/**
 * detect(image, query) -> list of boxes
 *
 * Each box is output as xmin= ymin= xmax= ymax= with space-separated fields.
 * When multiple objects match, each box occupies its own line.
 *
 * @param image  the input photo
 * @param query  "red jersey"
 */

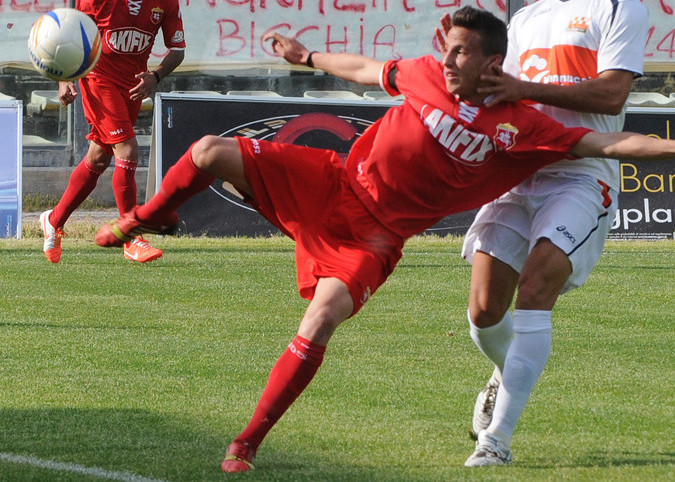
xmin=77 ymin=0 xmax=185 ymax=90
xmin=345 ymin=56 xmax=591 ymax=239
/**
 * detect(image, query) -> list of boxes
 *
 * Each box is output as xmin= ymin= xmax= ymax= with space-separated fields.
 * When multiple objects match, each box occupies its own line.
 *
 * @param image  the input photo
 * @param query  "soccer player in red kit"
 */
xmin=40 ymin=0 xmax=185 ymax=263
xmin=95 ymin=7 xmax=675 ymax=472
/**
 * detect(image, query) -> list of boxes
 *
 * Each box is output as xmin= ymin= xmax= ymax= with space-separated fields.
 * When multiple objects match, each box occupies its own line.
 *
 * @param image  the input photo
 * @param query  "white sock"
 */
xmin=468 ymin=309 xmax=514 ymax=374
xmin=487 ymin=309 xmax=552 ymax=447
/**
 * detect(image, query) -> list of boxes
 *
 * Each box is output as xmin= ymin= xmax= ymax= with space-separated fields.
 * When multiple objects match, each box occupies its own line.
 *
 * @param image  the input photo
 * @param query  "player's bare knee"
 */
xmin=299 ymin=309 xmax=344 ymax=343
xmin=86 ymin=154 xmax=112 ymax=172
xmin=192 ymin=136 xmax=231 ymax=171
xmin=515 ymin=279 xmax=560 ymax=310
xmin=470 ymin=304 xmax=508 ymax=328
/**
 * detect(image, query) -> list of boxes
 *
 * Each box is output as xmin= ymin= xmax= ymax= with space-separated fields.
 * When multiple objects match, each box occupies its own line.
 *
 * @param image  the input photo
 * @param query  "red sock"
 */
xmin=136 ymin=143 xmax=214 ymax=224
xmin=112 ymin=158 xmax=138 ymax=216
xmin=234 ymin=335 xmax=326 ymax=450
xmin=50 ymin=158 xmax=104 ymax=228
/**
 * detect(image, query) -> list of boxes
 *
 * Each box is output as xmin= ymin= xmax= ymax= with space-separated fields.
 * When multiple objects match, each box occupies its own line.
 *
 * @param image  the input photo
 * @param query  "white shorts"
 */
xmin=461 ymin=172 xmax=618 ymax=293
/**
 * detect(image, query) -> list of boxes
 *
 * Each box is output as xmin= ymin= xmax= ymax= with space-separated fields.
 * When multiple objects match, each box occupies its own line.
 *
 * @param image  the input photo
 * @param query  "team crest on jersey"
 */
xmin=494 ymin=123 xmax=518 ymax=151
xmin=151 ymin=7 xmax=164 ymax=24
xmin=567 ymin=16 xmax=590 ymax=33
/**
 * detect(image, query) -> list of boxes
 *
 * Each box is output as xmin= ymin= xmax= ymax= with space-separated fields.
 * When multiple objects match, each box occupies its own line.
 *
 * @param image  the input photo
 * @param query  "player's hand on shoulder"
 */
xmin=478 ymin=64 xmax=525 ymax=107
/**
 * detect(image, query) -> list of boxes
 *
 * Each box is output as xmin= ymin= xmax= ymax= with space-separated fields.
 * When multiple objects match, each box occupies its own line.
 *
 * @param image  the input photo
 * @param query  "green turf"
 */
xmin=0 ymin=236 xmax=672 ymax=481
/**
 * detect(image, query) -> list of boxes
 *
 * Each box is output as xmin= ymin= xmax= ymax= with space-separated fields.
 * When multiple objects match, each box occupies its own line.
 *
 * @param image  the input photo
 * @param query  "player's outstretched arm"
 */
xmin=264 ymin=32 xmax=383 ymax=86
xmin=571 ymin=131 xmax=675 ymax=161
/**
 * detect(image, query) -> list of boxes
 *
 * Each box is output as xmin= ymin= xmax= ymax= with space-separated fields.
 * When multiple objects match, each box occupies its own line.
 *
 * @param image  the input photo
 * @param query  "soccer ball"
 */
xmin=27 ymin=8 xmax=102 ymax=81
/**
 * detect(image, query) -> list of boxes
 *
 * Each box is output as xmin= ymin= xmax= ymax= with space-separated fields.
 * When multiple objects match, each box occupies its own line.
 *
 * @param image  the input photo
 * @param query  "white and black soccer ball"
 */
xmin=27 ymin=8 xmax=102 ymax=82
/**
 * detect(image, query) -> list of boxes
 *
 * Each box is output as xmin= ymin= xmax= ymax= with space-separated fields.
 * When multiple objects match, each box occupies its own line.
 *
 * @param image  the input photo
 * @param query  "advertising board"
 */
xmin=0 ymin=100 xmax=22 ymax=238
xmin=610 ymin=108 xmax=674 ymax=240
xmin=154 ymin=94 xmax=674 ymax=239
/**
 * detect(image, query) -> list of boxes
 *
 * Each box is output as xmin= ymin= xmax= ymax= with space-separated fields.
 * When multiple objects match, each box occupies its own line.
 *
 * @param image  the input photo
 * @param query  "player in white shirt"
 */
xmin=439 ymin=0 xmax=650 ymax=466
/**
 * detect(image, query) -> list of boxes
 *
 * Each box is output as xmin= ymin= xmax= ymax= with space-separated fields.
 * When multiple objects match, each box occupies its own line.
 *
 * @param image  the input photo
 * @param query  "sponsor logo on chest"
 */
xmin=421 ymin=105 xmax=493 ymax=165
xmin=567 ymin=16 xmax=590 ymax=33
xmin=106 ymin=28 xmax=153 ymax=54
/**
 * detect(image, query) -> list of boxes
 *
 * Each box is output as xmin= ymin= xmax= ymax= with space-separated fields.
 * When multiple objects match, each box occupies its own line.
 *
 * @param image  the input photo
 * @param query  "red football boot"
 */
xmin=221 ymin=441 xmax=256 ymax=473
xmin=96 ymin=206 xmax=178 ymax=248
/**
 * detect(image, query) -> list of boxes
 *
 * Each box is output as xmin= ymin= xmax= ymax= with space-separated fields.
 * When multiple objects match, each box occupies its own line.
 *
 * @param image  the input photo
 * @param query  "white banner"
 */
xmin=1 ymin=0 xmax=674 ymax=70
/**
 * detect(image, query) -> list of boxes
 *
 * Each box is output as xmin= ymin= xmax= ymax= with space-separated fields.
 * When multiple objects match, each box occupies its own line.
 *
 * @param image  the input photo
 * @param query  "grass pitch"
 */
xmin=0 ymin=235 xmax=672 ymax=481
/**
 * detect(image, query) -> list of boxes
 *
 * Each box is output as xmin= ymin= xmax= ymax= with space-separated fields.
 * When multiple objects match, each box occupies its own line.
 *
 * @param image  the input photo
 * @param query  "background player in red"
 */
xmin=95 ymin=7 xmax=675 ymax=472
xmin=39 ymin=0 xmax=186 ymax=263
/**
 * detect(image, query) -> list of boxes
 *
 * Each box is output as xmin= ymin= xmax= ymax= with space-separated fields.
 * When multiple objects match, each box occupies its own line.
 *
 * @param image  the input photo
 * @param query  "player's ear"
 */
xmin=484 ymin=55 xmax=503 ymax=74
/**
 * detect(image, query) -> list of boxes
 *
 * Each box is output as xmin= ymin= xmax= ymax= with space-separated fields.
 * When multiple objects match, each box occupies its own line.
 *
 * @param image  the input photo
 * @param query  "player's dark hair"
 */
xmin=452 ymin=6 xmax=507 ymax=58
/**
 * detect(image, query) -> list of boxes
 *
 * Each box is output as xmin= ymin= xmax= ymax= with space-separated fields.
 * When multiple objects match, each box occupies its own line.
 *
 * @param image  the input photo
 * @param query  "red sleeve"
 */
xmin=161 ymin=0 xmax=186 ymax=49
xmin=380 ymin=60 xmax=399 ymax=96
xmin=76 ymin=0 xmax=103 ymax=20
xmin=508 ymin=105 xmax=592 ymax=160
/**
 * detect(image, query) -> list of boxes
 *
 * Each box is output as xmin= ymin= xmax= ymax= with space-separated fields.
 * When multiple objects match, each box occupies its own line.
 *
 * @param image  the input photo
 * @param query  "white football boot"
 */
xmin=464 ymin=430 xmax=512 ymax=467
xmin=471 ymin=369 xmax=501 ymax=439
xmin=40 ymin=209 xmax=65 ymax=263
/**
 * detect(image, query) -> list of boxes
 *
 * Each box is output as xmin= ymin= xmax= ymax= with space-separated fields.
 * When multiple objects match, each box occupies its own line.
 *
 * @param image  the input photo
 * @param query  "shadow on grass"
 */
xmin=0 ymin=408 xmax=393 ymax=482
xmin=520 ymin=450 xmax=675 ymax=470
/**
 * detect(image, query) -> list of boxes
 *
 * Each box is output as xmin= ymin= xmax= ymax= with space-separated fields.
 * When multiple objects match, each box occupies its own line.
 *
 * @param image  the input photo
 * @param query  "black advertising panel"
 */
xmin=156 ymin=95 xmax=674 ymax=239
xmin=610 ymin=108 xmax=675 ymax=240
xmin=157 ymin=94 xmax=477 ymax=237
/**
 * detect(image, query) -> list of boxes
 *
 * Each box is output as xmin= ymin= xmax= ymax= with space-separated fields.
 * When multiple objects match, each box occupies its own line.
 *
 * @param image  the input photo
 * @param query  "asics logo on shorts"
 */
xmin=556 ymin=225 xmax=577 ymax=244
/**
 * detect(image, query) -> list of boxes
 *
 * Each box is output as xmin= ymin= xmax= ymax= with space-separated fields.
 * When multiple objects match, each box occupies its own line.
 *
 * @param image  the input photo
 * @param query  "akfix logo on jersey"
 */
xmin=421 ymin=105 xmax=493 ymax=165
xmin=106 ymin=28 xmax=153 ymax=54
xmin=567 ymin=16 xmax=590 ymax=33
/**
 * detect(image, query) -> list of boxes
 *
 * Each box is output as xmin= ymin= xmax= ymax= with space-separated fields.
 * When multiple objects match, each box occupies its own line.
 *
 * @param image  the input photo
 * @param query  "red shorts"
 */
xmin=237 ymin=137 xmax=404 ymax=315
xmin=79 ymin=75 xmax=141 ymax=150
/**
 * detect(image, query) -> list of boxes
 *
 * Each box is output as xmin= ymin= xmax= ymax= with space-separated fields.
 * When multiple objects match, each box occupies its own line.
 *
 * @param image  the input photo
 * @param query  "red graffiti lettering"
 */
xmin=660 ymin=0 xmax=673 ymax=15
xmin=373 ymin=24 xmax=399 ymax=59
xmin=217 ymin=19 xmax=246 ymax=56
xmin=326 ymin=25 xmax=349 ymax=52
xmin=655 ymin=28 xmax=675 ymax=58
xmin=436 ymin=0 xmax=460 ymax=7
xmin=645 ymin=26 xmax=656 ymax=57
xmin=334 ymin=0 xmax=365 ymax=12
xmin=7 ymin=0 xmax=60 ymax=12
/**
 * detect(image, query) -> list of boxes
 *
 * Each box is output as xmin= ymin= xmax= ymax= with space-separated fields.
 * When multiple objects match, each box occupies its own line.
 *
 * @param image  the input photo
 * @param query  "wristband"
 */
xmin=151 ymin=71 xmax=161 ymax=83
xmin=306 ymin=51 xmax=318 ymax=68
